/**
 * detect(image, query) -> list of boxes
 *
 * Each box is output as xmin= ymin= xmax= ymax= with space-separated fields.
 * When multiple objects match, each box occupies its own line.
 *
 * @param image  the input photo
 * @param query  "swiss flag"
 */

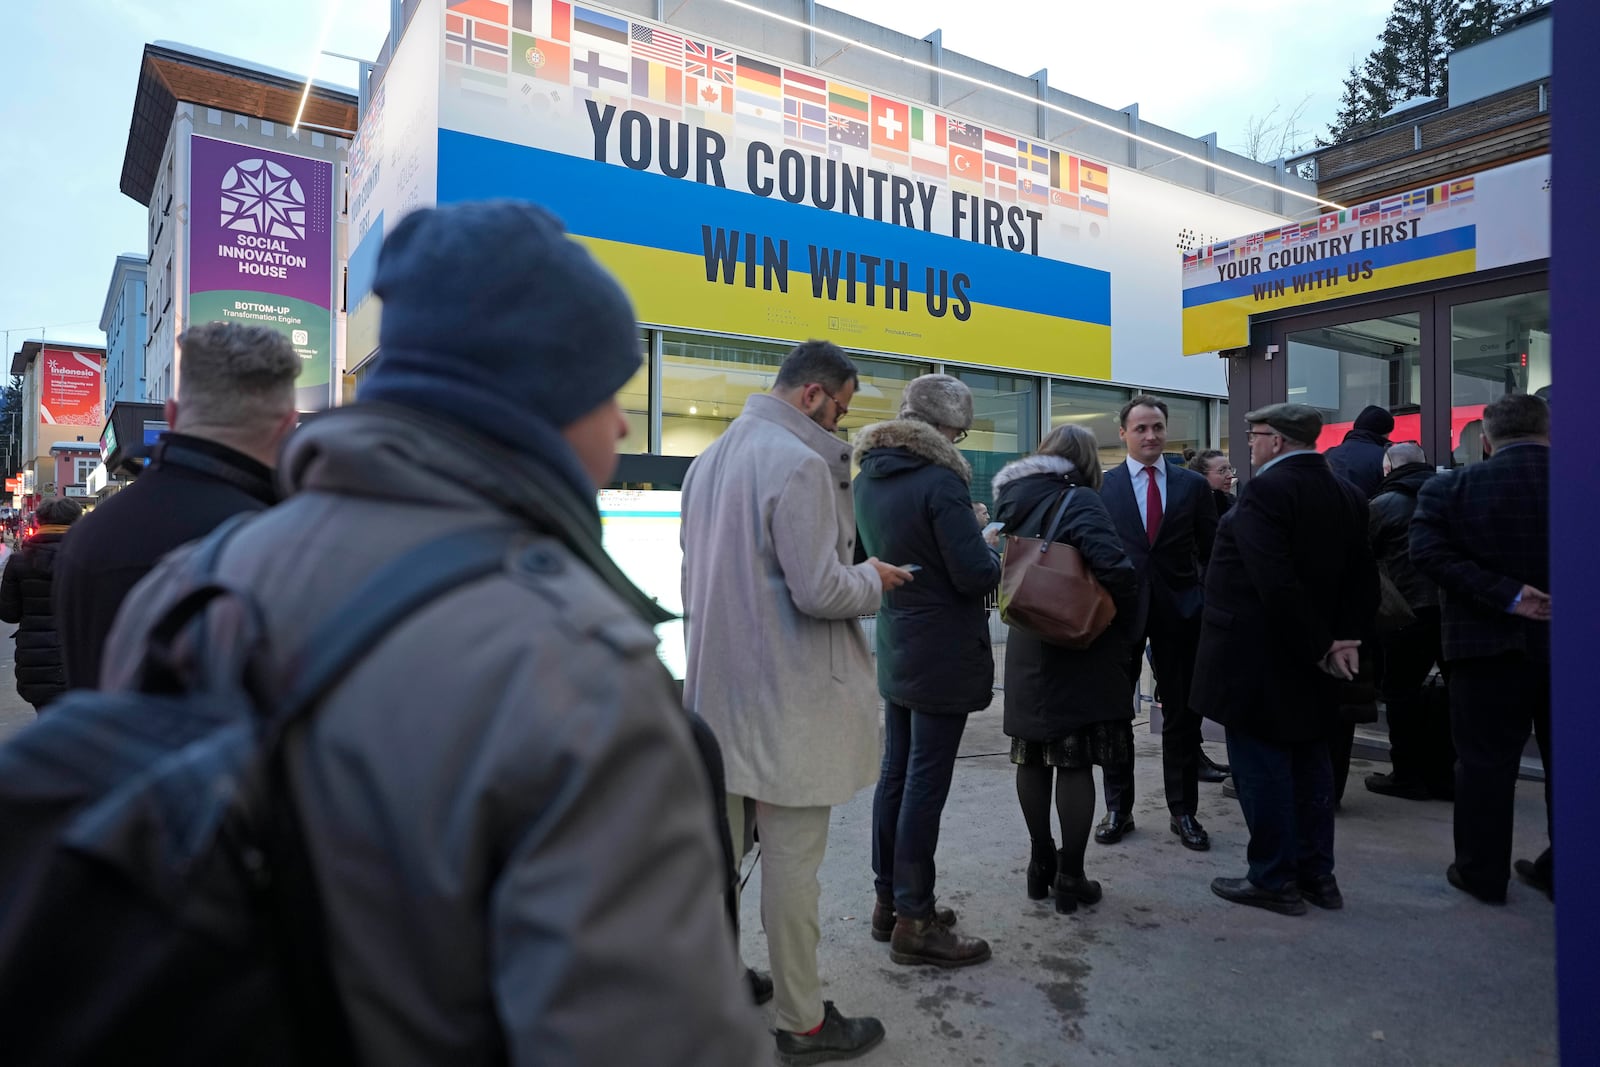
xmin=870 ymin=95 xmax=909 ymax=154
xmin=1318 ymin=214 xmax=1338 ymax=234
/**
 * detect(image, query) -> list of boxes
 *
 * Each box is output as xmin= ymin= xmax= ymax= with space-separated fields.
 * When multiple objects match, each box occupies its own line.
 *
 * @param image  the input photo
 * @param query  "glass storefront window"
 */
xmin=839 ymin=356 xmax=935 ymax=448
xmin=619 ymin=333 xmax=650 ymax=453
xmin=952 ymin=368 xmax=1039 ymax=508
xmin=1287 ymin=313 xmax=1423 ymax=451
xmin=659 ymin=333 xmax=931 ymax=457
xmin=1162 ymin=395 xmax=1208 ymax=460
xmin=1049 ymin=380 xmax=1129 ymax=471
xmin=1218 ymin=399 xmax=1230 ymax=460
xmin=1449 ymin=290 xmax=1550 ymax=465
xmin=659 ymin=333 xmax=792 ymax=456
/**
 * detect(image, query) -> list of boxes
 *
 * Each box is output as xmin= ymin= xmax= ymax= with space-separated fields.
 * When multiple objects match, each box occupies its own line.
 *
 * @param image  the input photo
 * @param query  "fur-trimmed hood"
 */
xmin=991 ymin=453 xmax=1081 ymax=497
xmin=854 ymin=418 xmax=972 ymax=484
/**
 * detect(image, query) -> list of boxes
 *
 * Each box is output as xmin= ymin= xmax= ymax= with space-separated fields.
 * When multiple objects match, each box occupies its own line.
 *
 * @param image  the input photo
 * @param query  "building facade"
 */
xmin=119 ymin=42 xmax=357 ymax=414
xmin=7 ymin=340 xmax=107 ymax=511
xmin=100 ymin=254 xmax=150 ymax=410
xmin=1188 ymin=4 xmax=1551 ymax=473
xmin=347 ymin=0 xmax=1326 ymax=500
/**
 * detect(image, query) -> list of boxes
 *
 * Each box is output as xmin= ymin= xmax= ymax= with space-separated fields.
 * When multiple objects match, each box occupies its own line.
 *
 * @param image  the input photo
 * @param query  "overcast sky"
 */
xmin=0 ymin=0 xmax=1394 ymax=351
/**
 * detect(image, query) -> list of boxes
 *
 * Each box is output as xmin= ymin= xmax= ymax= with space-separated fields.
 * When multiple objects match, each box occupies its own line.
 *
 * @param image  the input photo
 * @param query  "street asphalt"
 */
xmin=0 ymin=638 xmax=1557 ymax=1065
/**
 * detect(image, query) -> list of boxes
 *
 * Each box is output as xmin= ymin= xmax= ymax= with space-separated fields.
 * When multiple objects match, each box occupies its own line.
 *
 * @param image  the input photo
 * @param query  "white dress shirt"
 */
xmin=1124 ymin=455 xmax=1167 ymax=537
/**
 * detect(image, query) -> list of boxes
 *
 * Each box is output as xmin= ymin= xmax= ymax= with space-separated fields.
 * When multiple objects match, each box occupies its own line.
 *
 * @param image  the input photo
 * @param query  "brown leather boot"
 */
xmin=870 ymin=896 xmax=957 ymax=942
xmin=888 ymin=916 xmax=991 ymax=968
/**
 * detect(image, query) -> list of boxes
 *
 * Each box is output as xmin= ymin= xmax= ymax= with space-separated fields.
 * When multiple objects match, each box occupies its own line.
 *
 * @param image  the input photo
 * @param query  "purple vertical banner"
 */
xmin=187 ymin=134 xmax=336 ymax=410
xmin=1553 ymin=1 xmax=1600 ymax=1058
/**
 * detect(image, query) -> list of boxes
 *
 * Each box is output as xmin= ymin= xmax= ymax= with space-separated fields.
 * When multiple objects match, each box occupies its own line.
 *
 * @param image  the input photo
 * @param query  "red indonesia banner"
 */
xmin=38 ymin=348 xmax=104 ymax=427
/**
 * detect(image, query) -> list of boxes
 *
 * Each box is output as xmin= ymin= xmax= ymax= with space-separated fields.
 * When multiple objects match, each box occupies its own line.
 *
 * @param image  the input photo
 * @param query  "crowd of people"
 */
xmin=0 ymin=198 xmax=1555 ymax=1064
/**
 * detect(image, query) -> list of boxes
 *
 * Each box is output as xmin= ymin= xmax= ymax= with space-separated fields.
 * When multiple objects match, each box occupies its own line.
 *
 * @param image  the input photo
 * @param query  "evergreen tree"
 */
xmin=1323 ymin=0 xmax=1541 ymax=145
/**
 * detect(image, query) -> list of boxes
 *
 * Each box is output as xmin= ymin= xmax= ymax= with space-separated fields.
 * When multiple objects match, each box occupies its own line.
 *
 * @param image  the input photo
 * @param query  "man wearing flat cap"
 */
xmin=97 ymin=200 xmax=769 ymax=1063
xmin=1192 ymin=403 xmax=1378 ymax=916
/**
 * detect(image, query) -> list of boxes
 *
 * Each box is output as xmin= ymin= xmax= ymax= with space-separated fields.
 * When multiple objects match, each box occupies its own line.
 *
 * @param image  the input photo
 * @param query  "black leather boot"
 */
xmin=1026 ymin=839 xmax=1058 ymax=900
xmin=1053 ymin=848 xmax=1102 ymax=913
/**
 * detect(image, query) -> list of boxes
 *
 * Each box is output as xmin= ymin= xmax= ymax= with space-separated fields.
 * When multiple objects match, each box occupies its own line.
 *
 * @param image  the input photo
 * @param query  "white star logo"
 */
xmin=219 ymin=158 xmax=308 ymax=240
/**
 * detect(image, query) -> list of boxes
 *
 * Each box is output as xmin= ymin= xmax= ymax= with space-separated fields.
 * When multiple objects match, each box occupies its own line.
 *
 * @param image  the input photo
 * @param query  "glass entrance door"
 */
xmin=1286 ymin=312 xmax=1425 ymax=453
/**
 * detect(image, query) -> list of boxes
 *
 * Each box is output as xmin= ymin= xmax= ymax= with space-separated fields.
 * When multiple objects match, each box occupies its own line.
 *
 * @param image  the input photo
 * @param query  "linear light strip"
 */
xmin=710 ymin=0 xmax=1345 ymax=213
xmin=293 ymin=0 xmax=346 ymax=131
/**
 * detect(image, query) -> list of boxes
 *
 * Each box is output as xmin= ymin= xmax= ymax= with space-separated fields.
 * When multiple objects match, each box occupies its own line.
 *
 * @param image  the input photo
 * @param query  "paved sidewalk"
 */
xmin=736 ymin=667 xmax=1557 ymax=1067
xmin=0 ymin=639 xmax=1555 ymax=1064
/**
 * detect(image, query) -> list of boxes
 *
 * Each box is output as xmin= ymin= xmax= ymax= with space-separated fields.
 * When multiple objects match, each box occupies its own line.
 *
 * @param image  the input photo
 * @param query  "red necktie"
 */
xmin=1144 ymin=465 xmax=1163 ymax=545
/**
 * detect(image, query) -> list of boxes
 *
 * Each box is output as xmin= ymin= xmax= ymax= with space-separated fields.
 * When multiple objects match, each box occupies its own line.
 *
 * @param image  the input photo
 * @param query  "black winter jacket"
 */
xmin=53 ymin=433 xmax=278 ymax=691
xmin=1324 ymin=429 xmax=1389 ymax=497
xmin=1368 ymin=462 xmax=1439 ymax=611
xmin=0 ymin=529 xmax=70 ymax=708
xmin=992 ymin=456 xmax=1138 ymax=742
xmin=854 ymin=419 xmax=1001 ymax=715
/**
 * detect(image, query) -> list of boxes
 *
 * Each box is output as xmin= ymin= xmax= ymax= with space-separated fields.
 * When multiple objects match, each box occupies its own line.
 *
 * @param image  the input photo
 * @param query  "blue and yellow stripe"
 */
xmin=437 ymin=128 xmax=1112 ymax=378
xmin=1181 ymin=226 xmax=1477 ymax=354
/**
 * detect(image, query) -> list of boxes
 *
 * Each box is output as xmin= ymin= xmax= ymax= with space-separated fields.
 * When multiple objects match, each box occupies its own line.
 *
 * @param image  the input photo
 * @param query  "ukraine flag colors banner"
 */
xmin=434 ymin=0 xmax=1116 ymax=373
xmin=1181 ymin=157 xmax=1549 ymax=355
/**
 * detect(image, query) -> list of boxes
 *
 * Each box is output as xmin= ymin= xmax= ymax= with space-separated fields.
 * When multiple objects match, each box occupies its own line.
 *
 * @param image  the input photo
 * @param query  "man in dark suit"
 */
xmin=1095 ymin=395 xmax=1220 ymax=851
xmin=1195 ymin=404 xmax=1377 ymax=915
xmin=1410 ymin=393 xmax=1552 ymax=904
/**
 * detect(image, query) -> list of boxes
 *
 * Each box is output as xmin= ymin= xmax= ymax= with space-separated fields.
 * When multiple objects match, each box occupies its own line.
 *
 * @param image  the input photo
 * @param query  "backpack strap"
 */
xmin=257 ymin=523 xmax=521 ymax=1060
xmin=273 ymin=524 xmax=521 ymax=727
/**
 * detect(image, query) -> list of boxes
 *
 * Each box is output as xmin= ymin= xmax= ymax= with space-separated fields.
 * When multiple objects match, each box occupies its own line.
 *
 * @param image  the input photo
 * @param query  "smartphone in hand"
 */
xmin=900 ymin=563 xmax=922 ymax=572
xmin=982 ymin=522 xmax=1004 ymax=537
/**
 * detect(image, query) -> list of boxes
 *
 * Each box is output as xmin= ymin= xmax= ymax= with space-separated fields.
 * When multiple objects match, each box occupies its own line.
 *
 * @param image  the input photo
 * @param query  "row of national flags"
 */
xmin=444 ymin=0 xmax=1111 ymax=215
xmin=1183 ymin=176 xmax=1475 ymax=271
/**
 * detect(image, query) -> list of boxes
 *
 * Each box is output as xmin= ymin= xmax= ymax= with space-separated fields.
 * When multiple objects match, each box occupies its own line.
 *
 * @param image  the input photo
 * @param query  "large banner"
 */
xmin=434 ymin=0 xmax=1115 ymax=377
xmin=38 ymin=347 xmax=104 ymax=427
xmin=1181 ymin=155 xmax=1550 ymax=354
xmin=188 ymin=135 xmax=337 ymax=410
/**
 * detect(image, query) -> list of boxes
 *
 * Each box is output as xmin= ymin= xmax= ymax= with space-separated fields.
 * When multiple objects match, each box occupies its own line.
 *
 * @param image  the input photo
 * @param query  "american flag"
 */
xmin=631 ymin=24 xmax=683 ymax=65
xmin=685 ymin=39 xmax=733 ymax=83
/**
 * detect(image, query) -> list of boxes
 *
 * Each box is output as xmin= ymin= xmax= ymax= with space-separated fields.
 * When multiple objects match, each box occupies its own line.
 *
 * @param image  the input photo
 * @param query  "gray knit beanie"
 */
xmin=899 ymin=374 xmax=974 ymax=431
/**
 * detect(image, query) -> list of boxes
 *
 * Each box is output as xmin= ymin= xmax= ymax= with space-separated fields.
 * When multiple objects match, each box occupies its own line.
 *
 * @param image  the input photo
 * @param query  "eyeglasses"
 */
xmin=819 ymin=387 xmax=850 ymax=420
xmin=952 ymin=429 xmax=969 ymax=444
xmin=1244 ymin=430 xmax=1281 ymax=440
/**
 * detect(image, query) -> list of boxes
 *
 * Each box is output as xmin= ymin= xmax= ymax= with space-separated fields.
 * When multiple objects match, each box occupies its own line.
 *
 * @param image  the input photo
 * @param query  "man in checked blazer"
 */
xmin=1411 ymin=393 xmax=1553 ymax=905
xmin=1095 ymin=395 xmax=1220 ymax=851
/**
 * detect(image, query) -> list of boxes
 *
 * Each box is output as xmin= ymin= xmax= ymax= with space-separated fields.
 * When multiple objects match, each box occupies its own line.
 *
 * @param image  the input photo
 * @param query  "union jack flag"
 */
xmin=685 ymin=39 xmax=733 ymax=83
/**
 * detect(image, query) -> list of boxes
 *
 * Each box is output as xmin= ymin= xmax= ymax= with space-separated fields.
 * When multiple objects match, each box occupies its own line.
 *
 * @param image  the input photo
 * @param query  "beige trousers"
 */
xmin=727 ymin=793 xmax=833 ymax=1033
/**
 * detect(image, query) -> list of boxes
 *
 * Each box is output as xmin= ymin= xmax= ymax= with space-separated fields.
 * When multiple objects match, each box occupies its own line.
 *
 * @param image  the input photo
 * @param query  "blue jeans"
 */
xmin=872 ymin=701 xmax=968 ymax=919
xmin=1225 ymin=729 xmax=1336 ymax=891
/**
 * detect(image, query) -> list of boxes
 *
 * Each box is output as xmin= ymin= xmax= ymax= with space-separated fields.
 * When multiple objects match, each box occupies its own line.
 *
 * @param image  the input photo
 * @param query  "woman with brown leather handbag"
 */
xmin=992 ymin=426 xmax=1138 ymax=915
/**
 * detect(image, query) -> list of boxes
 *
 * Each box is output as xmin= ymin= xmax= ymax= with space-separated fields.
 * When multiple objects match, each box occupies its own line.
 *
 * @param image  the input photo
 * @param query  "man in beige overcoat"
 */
xmin=681 ymin=340 xmax=913 ymax=1066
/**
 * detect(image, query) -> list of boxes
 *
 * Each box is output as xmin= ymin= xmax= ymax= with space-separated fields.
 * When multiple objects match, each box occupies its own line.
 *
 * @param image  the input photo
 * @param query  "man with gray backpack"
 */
xmin=0 ymin=201 xmax=765 ymax=1064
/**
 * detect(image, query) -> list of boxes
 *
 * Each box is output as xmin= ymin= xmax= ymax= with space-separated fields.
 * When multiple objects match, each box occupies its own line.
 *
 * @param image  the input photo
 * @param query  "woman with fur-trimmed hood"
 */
xmin=853 ymin=373 xmax=1000 ymax=969
xmin=992 ymin=425 xmax=1138 ymax=916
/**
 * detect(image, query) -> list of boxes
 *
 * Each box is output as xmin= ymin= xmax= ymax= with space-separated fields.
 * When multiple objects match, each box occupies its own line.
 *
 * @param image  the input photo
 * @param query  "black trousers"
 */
xmin=1225 ymin=729 xmax=1336 ymax=891
xmin=1449 ymin=653 xmax=1553 ymax=895
xmin=1379 ymin=608 xmax=1454 ymax=793
xmin=1103 ymin=616 xmax=1201 ymax=817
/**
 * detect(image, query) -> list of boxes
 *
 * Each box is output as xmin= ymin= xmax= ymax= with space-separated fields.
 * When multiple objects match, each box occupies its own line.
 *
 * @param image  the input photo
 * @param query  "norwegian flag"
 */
xmin=684 ymin=39 xmax=733 ymax=83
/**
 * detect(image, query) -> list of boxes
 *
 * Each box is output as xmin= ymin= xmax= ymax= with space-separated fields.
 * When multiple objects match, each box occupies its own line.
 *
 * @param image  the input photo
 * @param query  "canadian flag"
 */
xmin=687 ymin=74 xmax=733 ymax=113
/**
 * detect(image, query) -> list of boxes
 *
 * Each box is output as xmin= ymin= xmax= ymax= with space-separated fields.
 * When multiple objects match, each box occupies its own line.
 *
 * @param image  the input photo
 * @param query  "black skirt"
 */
xmin=1009 ymin=720 xmax=1134 ymax=771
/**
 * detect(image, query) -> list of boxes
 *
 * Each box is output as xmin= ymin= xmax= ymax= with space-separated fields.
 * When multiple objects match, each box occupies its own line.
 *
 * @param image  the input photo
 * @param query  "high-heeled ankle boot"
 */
xmin=1053 ymin=849 xmax=1103 ymax=913
xmin=1026 ymin=840 xmax=1058 ymax=900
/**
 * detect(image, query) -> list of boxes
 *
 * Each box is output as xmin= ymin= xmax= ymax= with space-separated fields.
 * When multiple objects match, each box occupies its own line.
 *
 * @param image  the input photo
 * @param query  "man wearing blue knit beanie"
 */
xmin=97 ymin=200 xmax=768 ymax=1064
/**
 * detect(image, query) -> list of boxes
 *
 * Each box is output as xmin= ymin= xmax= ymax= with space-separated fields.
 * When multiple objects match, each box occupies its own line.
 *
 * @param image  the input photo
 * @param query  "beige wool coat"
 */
xmin=680 ymin=393 xmax=883 ymax=809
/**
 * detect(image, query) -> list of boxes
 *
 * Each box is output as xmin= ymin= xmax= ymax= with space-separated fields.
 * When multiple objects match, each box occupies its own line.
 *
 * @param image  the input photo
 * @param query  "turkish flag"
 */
xmin=950 ymin=145 xmax=981 ymax=180
xmin=870 ymin=95 xmax=909 ymax=154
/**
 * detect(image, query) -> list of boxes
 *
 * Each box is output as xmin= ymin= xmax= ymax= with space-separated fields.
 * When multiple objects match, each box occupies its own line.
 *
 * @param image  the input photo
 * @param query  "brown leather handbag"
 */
xmin=998 ymin=489 xmax=1117 ymax=650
